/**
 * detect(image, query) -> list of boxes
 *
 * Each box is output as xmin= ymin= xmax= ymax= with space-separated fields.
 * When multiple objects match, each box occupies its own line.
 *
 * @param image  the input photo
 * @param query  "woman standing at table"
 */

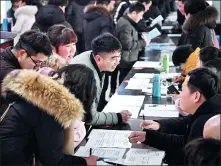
xmin=178 ymin=0 xmax=219 ymax=49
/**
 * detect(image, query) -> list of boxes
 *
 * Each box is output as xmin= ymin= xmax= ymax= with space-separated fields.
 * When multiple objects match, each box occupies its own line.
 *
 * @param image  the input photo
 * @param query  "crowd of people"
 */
xmin=0 ymin=0 xmax=220 ymax=165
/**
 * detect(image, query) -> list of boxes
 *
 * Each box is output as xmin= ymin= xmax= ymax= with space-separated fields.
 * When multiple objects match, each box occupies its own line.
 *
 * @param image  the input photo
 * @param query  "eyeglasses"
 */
xmin=27 ymin=53 xmax=47 ymax=70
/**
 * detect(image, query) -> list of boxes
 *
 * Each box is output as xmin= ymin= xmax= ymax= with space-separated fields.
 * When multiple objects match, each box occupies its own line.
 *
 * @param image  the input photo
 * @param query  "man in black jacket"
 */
xmin=0 ymin=30 xmax=52 ymax=113
xmin=129 ymin=68 xmax=221 ymax=165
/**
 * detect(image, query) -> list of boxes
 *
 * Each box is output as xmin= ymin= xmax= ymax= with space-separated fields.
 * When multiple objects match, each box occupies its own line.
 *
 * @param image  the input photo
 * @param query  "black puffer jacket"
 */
xmin=83 ymin=5 xmax=114 ymax=51
xmin=0 ymin=70 xmax=86 ymax=165
xmin=32 ymin=5 xmax=72 ymax=32
xmin=178 ymin=6 xmax=217 ymax=49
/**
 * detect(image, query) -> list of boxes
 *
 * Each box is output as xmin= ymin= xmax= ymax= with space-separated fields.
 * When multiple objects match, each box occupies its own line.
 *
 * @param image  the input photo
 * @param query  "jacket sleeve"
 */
xmin=154 ymin=116 xmax=191 ymax=134
xmin=34 ymin=113 xmax=87 ymax=165
xmin=11 ymin=15 xmax=26 ymax=33
xmin=143 ymin=129 xmax=185 ymax=152
xmin=118 ymin=24 xmax=146 ymax=51
xmin=89 ymin=101 xmax=122 ymax=126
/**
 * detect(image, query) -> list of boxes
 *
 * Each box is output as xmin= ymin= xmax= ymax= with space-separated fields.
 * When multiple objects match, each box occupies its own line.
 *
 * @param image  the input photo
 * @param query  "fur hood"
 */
xmin=84 ymin=5 xmax=110 ymax=18
xmin=182 ymin=6 xmax=218 ymax=33
xmin=14 ymin=5 xmax=38 ymax=18
xmin=2 ymin=70 xmax=84 ymax=129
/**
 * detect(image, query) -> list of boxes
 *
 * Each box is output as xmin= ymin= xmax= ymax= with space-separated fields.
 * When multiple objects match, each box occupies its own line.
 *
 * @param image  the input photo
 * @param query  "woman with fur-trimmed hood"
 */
xmin=178 ymin=0 xmax=219 ymax=49
xmin=0 ymin=69 xmax=97 ymax=165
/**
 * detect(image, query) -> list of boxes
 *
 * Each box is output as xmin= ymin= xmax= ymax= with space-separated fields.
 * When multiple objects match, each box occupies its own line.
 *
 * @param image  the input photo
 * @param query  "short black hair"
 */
xmin=172 ymin=45 xmax=194 ymax=66
xmin=199 ymin=47 xmax=221 ymax=65
xmin=96 ymin=0 xmax=111 ymax=6
xmin=15 ymin=30 xmax=52 ymax=57
xmin=138 ymin=0 xmax=152 ymax=4
xmin=185 ymin=138 xmax=221 ymax=166
xmin=187 ymin=68 xmax=219 ymax=100
xmin=178 ymin=0 xmax=187 ymax=3
xmin=203 ymin=59 xmax=221 ymax=94
xmin=129 ymin=2 xmax=145 ymax=13
xmin=91 ymin=32 xmax=122 ymax=55
xmin=48 ymin=0 xmax=68 ymax=6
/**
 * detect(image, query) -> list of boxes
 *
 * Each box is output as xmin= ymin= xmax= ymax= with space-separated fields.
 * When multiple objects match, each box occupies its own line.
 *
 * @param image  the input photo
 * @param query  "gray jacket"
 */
xmin=116 ymin=16 xmax=146 ymax=68
xmin=70 ymin=51 xmax=121 ymax=125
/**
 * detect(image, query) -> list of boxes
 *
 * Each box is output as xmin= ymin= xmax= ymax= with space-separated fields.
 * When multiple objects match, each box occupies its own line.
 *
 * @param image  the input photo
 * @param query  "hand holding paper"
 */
xmin=142 ymin=28 xmax=161 ymax=41
xmin=140 ymin=120 xmax=160 ymax=130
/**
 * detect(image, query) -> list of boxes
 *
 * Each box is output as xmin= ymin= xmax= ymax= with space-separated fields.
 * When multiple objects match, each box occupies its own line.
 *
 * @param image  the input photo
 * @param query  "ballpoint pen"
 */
xmin=89 ymin=148 xmax=92 ymax=156
xmin=143 ymin=113 xmax=145 ymax=121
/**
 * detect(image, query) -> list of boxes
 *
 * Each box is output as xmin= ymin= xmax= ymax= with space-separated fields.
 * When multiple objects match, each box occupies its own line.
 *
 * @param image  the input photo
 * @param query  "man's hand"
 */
xmin=140 ymin=120 xmax=160 ymax=130
xmin=120 ymin=110 xmax=132 ymax=124
xmin=128 ymin=131 xmax=146 ymax=143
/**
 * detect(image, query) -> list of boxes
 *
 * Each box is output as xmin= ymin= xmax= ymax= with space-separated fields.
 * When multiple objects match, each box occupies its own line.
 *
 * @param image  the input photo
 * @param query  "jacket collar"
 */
xmin=90 ymin=52 xmax=104 ymax=81
xmin=2 ymin=47 xmax=21 ymax=70
xmin=193 ymin=94 xmax=221 ymax=117
xmin=2 ymin=70 xmax=84 ymax=128
xmin=124 ymin=15 xmax=137 ymax=29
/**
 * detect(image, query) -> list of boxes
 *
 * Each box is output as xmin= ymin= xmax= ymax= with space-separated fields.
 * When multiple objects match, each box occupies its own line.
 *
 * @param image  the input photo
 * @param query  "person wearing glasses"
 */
xmin=0 ymin=30 xmax=52 ymax=113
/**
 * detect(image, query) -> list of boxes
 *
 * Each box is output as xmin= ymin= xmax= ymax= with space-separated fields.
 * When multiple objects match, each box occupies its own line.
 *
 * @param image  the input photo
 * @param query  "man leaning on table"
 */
xmin=128 ymin=68 xmax=221 ymax=165
xmin=71 ymin=33 xmax=131 ymax=126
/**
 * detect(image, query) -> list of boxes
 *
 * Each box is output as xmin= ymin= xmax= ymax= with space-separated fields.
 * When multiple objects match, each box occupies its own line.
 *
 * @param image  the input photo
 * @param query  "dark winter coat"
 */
xmin=31 ymin=5 xmax=72 ymax=32
xmin=116 ymin=15 xmax=146 ymax=68
xmin=66 ymin=0 xmax=90 ymax=33
xmin=83 ymin=5 xmax=114 ymax=51
xmin=144 ymin=94 xmax=221 ymax=165
xmin=0 ymin=70 xmax=86 ymax=165
xmin=178 ymin=6 xmax=217 ymax=49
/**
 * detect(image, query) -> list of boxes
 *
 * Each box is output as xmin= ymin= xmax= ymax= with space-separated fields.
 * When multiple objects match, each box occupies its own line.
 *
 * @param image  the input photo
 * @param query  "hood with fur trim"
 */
xmin=14 ymin=5 xmax=38 ymax=18
xmin=84 ymin=5 xmax=111 ymax=21
xmin=2 ymin=70 xmax=84 ymax=129
xmin=182 ymin=6 xmax=218 ymax=33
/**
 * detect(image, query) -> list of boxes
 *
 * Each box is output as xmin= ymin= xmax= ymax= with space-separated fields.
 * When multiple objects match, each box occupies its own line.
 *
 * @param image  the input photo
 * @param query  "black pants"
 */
xmin=119 ymin=68 xmax=131 ymax=84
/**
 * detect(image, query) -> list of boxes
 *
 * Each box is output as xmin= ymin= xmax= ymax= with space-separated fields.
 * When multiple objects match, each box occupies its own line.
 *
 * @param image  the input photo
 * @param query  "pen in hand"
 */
xmin=143 ymin=113 xmax=145 ymax=121
xmin=89 ymin=148 xmax=92 ymax=156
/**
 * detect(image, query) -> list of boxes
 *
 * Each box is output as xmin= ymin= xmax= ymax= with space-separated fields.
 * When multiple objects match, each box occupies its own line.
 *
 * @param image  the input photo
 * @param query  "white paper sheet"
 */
xmin=133 ymin=73 xmax=154 ymax=79
xmin=124 ymin=149 xmax=165 ymax=165
xmin=125 ymin=78 xmax=150 ymax=90
xmin=133 ymin=61 xmax=160 ymax=68
xmin=142 ymin=28 xmax=161 ymax=40
xmin=75 ymin=147 xmax=126 ymax=159
xmin=97 ymin=160 xmax=112 ymax=165
xmin=85 ymin=136 xmax=132 ymax=148
xmin=142 ymin=87 xmax=167 ymax=95
xmin=88 ymin=129 xmax=132 ymax=139
xmin=105 ymin=149 xmax=165 ymax=165
xmin=103 ymin=105 xmax=141 ymax=119
xmin=161 ymin=26 xmax=173 ymax=30
xmin=140 ymin=109 xmax=179 ymax=117
xmin=108 ymin=95 xmax=145 ymax=107
xmin=150 ymin=15 xmax=164 ymax=27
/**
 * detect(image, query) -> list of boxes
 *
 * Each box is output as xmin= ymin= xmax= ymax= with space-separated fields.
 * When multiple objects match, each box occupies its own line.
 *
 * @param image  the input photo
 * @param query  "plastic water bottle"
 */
xmin=152 ymin=74 xmax=161 ymax=97
xmin=163 ymin=54 xmax=169 ymax=73
xmin=2 ymin=18 xmax=8 ymax=31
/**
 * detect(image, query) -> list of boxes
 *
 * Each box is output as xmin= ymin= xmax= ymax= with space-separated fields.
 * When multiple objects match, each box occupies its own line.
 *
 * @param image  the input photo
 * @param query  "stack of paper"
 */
xmin=102 ymin=95 xmax=145 ymax=119
xmin=133 ymin=61 xmax=160 ymax=68
xmin=140 ymin=104 xmax=179 ymax=117
xmin=125 ymin=78 xmax=150 ymax=90
xmin=85 ymin=129 xmax=132 ymax=148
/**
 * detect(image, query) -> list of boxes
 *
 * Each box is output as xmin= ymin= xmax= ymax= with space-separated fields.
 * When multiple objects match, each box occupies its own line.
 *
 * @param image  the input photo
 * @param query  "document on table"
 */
xmin=103 ymin=105 xmax=141 ymax=119
xmin=86 ymin=130 xmax=132 ymax=148
xmin=75 ymin=147 xmax=126 ymax=159
xmin=133 ymin=61 xmax=160 ymax=68
xmin=105 ymin=149 xmax=165 ymax=165
xmin=142 ymin=28 xmax=161 ymax=40
xmin=150 ymin=15 xmax=164 ymax=27
xmin=125 ymin=78 xmax=150 ymax=90
xmin=140 ymin=104 xmax=179 ymax=117
xmin=142 ymin=87 xmax=168 ymax=95
xmin=108 ymin=95 xmax=145 ymax=107
xmin=133 ymin=73 xmax=154 ymax=79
